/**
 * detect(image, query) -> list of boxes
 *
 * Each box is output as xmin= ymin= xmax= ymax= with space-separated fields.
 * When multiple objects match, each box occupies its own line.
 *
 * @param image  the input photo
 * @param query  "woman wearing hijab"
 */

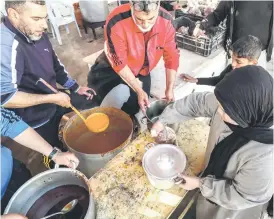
xmin=152 ymin=65 xmax=273 ymax=219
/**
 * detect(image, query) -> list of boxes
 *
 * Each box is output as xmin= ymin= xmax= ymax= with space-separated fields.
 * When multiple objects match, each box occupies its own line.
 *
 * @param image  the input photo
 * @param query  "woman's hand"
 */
xmin=178 ymin=174 xmax=201 ymax=190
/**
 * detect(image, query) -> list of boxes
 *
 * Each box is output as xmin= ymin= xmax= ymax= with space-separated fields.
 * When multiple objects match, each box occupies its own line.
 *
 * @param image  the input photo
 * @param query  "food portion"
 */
xmin=85 ymin=112 xmax=110 ymax=133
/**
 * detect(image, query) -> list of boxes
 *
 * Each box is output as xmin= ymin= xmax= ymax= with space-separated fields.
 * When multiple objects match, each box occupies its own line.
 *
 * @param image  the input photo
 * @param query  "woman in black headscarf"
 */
xmin=152 ymin=65 xmax=273 ymax=219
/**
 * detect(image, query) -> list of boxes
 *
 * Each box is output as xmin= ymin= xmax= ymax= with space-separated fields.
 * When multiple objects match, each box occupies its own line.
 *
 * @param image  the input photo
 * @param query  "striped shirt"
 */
xmin=1 ymin=17 xmax=79 ymax=127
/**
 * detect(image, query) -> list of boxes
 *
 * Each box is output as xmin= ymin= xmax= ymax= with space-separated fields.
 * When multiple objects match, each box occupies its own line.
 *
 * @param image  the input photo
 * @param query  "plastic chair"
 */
xmin=46 ymin=0 xmax=82 ymax=45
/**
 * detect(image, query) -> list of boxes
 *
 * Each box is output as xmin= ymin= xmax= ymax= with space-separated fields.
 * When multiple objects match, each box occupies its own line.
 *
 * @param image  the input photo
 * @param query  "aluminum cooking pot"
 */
xmin=141 ymin=100 xmax=170 ymax=127
xmin=141 ymin=100 xmax=179 ymax=132
xmin=63 ymin=107 xmax=133 ymax=178
xmin=142 ymin=143 xmax=187 ymax=190
xmin=4 ymin=166 xmax=96 ymax=219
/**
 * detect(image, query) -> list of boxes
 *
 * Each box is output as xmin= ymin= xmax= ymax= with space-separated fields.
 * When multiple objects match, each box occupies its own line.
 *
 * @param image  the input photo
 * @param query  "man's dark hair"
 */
xmin=5 ymin=0 xmax=45 ymax=12
xmin=231 ymin=35 xmax=263 ymax=60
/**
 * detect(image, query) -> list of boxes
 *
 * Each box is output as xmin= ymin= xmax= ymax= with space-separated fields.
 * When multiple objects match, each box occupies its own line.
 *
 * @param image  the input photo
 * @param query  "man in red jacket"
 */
xmin=88 ymin=0 xmax=179 ymax=116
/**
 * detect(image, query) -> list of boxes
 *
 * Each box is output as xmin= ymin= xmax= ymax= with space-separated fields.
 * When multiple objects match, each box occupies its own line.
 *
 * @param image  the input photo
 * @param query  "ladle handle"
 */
xmin=70 ymin=105 xmax=86 ymax=122
xmin=38 ymin=78 xmax=86 ymax=123
xmin=40 ymin=212 xmax=64 ymax=219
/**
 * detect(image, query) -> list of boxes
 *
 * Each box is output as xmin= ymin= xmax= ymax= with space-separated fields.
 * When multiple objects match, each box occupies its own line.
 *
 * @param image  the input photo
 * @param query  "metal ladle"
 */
xmin=37 ymin=78 xmax=109 ymax=133
xmin=40 ymin=199 xmax=78 ymax=219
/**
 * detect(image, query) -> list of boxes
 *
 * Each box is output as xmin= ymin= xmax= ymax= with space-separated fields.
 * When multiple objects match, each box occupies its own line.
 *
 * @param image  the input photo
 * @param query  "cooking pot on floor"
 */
xmin=4 ymin=166 xmax=95 ymax=219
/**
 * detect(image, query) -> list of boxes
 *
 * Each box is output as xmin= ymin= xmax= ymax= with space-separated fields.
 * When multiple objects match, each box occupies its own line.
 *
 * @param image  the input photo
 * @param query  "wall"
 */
xmin=1 ymin=0 xmax=6 ymax=16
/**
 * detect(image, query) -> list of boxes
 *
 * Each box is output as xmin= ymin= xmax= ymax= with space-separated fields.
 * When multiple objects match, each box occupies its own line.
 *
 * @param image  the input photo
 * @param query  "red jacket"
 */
xmin=104 ymin=4 xmax=180 ymax=76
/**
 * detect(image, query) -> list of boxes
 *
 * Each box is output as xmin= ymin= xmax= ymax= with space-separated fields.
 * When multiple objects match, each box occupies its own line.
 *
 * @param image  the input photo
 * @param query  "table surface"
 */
xmin=88 ymin=119 xmax=210 ymax=219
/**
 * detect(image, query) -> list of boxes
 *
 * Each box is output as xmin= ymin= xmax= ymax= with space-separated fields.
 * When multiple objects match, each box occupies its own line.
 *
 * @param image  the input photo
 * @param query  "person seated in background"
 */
xmin=151 ymin=65 xmax=273 ymax=219
xmin=88 ymin=0 xmax=179 ymax=117
xmin=1 ymin=0 xmax=95 ymax=154
xmin=181 ymin=35 xmax=263 ymax=86
xmin=1 ymin=108 xmax=79 ymax=216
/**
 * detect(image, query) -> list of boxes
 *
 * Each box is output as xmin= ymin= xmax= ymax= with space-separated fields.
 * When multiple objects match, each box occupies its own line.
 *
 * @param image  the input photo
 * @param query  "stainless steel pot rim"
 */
xmin=142 ymin=144 xmax=186 ymax=180
xmin=4 ymin=168 xmax=92 ymax=214
xmin=144 ymin=100 xmax=170 ymax=121
xmin=143 ymin=161 xmax=181 ymax=180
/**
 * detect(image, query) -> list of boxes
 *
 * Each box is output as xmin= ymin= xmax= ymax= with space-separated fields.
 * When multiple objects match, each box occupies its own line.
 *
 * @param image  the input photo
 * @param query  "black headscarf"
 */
xmin=202 ymin=65 xmax=273 ymax=179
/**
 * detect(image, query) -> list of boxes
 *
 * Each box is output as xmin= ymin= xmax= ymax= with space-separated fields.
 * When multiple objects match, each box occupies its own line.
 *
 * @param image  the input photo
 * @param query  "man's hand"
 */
xmin=77 ymin=86 xmax=97 ymax=100
xmin=180 ymin=74 xmax=198 ymax=83
xmin=2 ymin=214 xmax=28 ymax=219
xmin=165 ymin=88 xmax=175 ymax=103
xmin=178 ymin=174 xmax=200 ymax=190
xmin=51 ymin=92 xmax=71 ymax=108
xmin=52 ymin=151 xmax=79 ymax=169
xmin=151 ymin=121 xmax=165 ymax=137
xmin=137 ymin=90 xmax=149 ymax=113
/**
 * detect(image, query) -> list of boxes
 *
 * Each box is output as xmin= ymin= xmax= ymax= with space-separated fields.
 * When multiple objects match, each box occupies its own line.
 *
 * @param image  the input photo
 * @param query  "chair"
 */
xmin=46 ymin=0 xmax=82 ymax=45
xmin=79 ymin=1 xmax=109 ymax=40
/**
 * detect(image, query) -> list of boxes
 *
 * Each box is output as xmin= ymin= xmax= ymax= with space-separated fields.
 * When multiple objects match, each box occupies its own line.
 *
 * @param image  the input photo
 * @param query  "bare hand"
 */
xmin=151 ymin=120 xmax=165 ymax=137
xmin=193 ymin=27 xmax=206 ymax=38
xmin=52 ymin=151 xmax=79 ymax=169
xmin=2 ymin=214 xmax=28 ymax=219
xmin=51 ymin=92 xmax=71 ymax=108
xmin=180 ymin=74 xmax=198 ymax=83
xmin=137 ymin=90 xmax=150 ymax=113
xmin=173 ymin=4 xmax=181 ymax=10
xmin=165 ymin=89 xmax=175 ymax=103
xmin=77 ymin=86 xmax=96 ymax=100
xmin=178 ymin=174 xmax=200 ymax=190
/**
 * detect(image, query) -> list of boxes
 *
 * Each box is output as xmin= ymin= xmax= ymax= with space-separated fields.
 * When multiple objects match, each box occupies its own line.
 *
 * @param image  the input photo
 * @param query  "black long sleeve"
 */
xmin=197 ymin=64 xmax=232 ymax=86
xmin=200 ymin=1 xmax=231 ymax=30
xmin=160 ymin=1 xmax=176 ymax=11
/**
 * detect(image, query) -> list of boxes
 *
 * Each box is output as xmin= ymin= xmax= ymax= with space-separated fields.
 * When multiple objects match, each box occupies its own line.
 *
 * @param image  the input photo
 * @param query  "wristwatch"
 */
xmin=48 ymin=147 xmax=60 ymax=160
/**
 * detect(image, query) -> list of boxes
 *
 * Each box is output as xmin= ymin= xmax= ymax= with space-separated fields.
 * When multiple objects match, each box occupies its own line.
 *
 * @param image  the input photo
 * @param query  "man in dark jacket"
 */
xmin=1 ymin=1 xmax=95 ymax=150
xmin=196 ymin=1 xmax=273 ymax=66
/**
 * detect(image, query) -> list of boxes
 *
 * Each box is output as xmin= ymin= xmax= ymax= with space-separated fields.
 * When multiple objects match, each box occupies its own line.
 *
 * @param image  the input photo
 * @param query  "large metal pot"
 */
xmin=4 ymin=167 xmax=95 ymax=219
xmin=141 ymin=100 xmax=179 ymax=132
xmin=63 ymin=107 xmax=133 ymax=178
xmin=142 ymin=143 xmax=187 ymax=190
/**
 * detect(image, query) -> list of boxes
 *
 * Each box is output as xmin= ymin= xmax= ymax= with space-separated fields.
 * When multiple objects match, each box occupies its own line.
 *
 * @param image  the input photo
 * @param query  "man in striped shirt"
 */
xmin=1 ymin=1 xmax=95 ymax=150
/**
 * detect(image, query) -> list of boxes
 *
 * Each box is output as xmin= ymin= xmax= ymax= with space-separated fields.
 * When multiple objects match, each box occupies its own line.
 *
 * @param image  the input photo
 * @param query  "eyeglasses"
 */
xmin=131 ymin=0 xmax=160 ymax=12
